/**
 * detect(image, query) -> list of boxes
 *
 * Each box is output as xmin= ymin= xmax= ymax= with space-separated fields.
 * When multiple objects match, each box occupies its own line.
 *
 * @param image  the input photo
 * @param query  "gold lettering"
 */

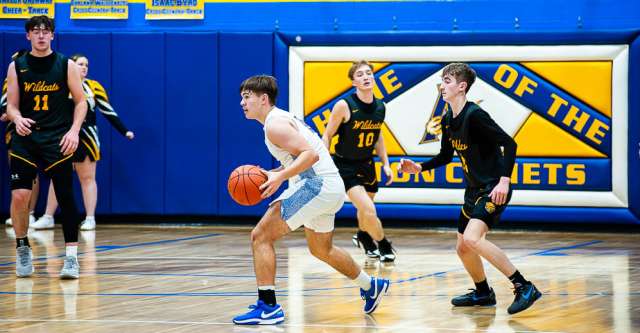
xmin=493 ymin=64 xmax=518 ymax=89
xmin=547 ymin=93 xmax=569 ymax=117
xmin=543 ymin=163 xmax=562 ymax=185
xmin=562 ymin=105 xmax=590 ymax=133
xmin=585 ymin=118 xmax=610 ymax=145
xmin=523 ymin=163 xmax=540 ymax=185
xmin=379 ymin=69 xmax=402 ymax=95
xmin=311 ymin=109 xmax=332 ymax=134
xmin=446 ymin=162 xmax=463 ymax=183
xmin=514 ymin=75 xmax=538 ymax=97
xmin=566 ymin=164 xmax=586 ymax=185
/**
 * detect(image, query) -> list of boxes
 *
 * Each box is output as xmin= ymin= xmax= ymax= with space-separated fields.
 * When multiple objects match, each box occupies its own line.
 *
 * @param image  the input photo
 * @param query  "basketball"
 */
xmin=227 ymin=165 xmax=268 ymax=206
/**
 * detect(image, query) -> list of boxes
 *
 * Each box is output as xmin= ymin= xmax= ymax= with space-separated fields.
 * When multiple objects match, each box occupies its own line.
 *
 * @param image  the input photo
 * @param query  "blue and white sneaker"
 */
xmin=233 ymin=300 xmax=285 ymax=325
xmin=360 ymin=277 xmax=390 ymax=314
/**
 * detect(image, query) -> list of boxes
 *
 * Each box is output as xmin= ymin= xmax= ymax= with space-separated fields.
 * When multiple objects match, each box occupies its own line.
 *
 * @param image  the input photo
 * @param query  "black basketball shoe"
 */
xmin=451 ymin=288 xmax=497 ymax=306
xmin=508 ymin=283 xmax=541 ymax=314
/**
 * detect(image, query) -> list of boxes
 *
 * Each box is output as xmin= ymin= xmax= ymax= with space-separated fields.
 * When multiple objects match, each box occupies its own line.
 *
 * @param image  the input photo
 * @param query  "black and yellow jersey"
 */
xmin=334 ymin=93 xmax=386 ymax=161
xmin=420 ymin=102 xmax=517 ymax=188
xmin=1 ymin=78 xmax=15 ymax=145
xmin=15 ymin=52 xmax=72 ymax=131
xmin=81 ymin=78 xmax=128 ymax=135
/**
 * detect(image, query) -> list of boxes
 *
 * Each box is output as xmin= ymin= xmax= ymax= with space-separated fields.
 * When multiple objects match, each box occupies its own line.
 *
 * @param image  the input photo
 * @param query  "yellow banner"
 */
xmin=70 ymin=0 xmax=128 ymax=19
xmin=0 ymin=0 xmax=54 ymax=19
xmin=145 ymin=0 xmax=203 ymax=20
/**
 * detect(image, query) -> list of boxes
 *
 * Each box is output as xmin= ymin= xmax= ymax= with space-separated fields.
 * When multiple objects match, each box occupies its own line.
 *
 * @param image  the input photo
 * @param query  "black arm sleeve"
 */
xmin=470 ymin=110 xmax=517 ymax=177
xmin=420 ymin=126 xmax=454 ymax=171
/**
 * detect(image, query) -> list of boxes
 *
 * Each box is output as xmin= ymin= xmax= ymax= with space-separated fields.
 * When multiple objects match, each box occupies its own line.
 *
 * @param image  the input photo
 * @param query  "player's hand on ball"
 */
xmin=259 ymin=170 xmax=285 ymax=199
xmin=399 ymin=158 xmax=422 ymax=174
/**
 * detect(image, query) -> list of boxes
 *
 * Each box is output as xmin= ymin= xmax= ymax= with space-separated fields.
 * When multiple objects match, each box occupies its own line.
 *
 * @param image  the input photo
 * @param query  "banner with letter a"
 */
xmin=0 ymin=0 xmax=54 ymax=19
xmin=145 ymin=0 xmax=203 ymax=20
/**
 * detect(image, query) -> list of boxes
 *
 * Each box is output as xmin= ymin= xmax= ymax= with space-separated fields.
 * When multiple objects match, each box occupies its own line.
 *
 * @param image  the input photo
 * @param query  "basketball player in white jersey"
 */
xmin=232 ymin=75 xmax=390 ymax=325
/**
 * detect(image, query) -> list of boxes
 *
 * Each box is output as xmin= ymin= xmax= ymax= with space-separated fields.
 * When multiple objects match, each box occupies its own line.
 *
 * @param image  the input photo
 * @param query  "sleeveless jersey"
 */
xmin=15 ymin=52 xmax=72 ymax=130
xmin=264 ymin=108 xmax=339 ymax=183
xmin=334 ymin=93 xmax=385 ymax=160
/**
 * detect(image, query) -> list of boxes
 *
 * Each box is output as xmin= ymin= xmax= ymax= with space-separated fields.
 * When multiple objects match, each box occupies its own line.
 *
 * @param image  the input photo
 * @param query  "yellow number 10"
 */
xmin=357 ymin=132 xmax=375 ymax=148
xmin=34 ymin=94 xmax=49 ymax=111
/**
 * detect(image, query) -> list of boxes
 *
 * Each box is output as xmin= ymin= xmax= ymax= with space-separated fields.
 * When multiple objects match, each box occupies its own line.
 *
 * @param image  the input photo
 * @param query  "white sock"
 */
xmin=43 ymin=214 xmax=53 ymax=219
xmin=85 ymin=216 xmax=95 ymax=221
xmin=29 ymin=211 xmax=35 ymax=217
xmin=66 ymin=246 xmax=78 ymax=258
xmin=353 ymin=271 xmax=372 ymax=290
xmin=257 ymin=285 xmax=275 ymax=291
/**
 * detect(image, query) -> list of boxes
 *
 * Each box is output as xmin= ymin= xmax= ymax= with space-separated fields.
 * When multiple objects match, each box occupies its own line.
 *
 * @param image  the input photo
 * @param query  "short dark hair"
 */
xmin=442 ymin=63 xmax=476 ymax=93
xmin=71 ymin=53 xmax=87 ymax=62
xmin=348 ymin=60 xmax=373 ymax=80
xmin=25 ymin=15 xmax=54 ymax=33
xmin=239 ymin=75 xmax=278 ymax=105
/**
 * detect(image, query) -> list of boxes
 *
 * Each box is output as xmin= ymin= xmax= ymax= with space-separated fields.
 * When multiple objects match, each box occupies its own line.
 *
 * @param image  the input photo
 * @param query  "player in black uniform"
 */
xmin=5 ymin=15 xmax=87 ymax=279
xmin=2 ymin=50 xmax=40 ymax=228
xmin=400 ymin=63 xmax=541 ymax=314
xmin=322 ymin=60 xmax=396 ymax=262
xmin=33 ymin=53 xmax=134 ymax=231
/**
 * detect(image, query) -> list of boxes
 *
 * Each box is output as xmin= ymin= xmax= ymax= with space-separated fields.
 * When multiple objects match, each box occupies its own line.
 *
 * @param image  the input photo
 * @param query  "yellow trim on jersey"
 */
xmin=44 ymin=154 xmax=73 ymax=172
xmin=9 ymin=153 xmax=37 ymax=168
xmin=81 ymin=139 xmax=100 ymax=161
xmin=461 ymin=207 xmax=471 ymax=219
xmin=86 ymin=79 xmax=110 ymax=102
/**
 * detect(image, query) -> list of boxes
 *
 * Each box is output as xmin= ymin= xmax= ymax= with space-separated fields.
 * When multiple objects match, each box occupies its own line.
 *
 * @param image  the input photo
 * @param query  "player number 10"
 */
xmin=357 ymin=132 xmax=375 ymax=148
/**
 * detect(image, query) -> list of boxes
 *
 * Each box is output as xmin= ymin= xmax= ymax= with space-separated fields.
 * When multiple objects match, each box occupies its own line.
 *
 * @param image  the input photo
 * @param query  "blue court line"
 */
xmin=0 ymin=239 xmax=605 ymax=296
xmin=0 ymin=233 xmax=222 ymax=267
xmin=525 ymin=240 xmax=604 ymax=256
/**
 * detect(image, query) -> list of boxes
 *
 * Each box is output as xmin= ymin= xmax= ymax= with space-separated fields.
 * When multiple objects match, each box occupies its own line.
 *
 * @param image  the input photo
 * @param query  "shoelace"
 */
xmin=511 ymin=284 xmax=526 ymax=300
xmin=64 ymin=257 xmax=78 ymax=269
xmin=18 ymin=248 xmax=30 ymax=266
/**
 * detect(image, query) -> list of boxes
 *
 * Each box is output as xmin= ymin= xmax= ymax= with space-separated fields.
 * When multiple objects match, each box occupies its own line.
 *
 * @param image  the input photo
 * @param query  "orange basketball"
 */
xmin=227 ymin=165 xmax=268 ymax=206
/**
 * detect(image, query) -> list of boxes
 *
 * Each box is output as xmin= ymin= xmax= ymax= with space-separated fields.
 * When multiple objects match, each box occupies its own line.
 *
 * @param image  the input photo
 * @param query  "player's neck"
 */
xmin=30 ymin=49 xmax=53 ymax=57
xmin=355 ymin=90 xmax=374 ymax=104
xmin=450 ymin=95 xmax=467 ymax=117
xmin=256 ymin=105 xmax=276 ymax=125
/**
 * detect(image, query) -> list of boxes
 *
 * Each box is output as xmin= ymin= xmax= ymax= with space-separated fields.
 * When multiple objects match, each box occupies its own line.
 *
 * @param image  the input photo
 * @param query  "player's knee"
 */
xmin=11 ymin=190 xmax=31 ymax=206
xmin=78 ymin=173 xmax=94 ymax=185
xmin=250 ymin=225 xmax=271 ymax=245
xmin=456 ymin=242 xmax=471 ymax=256
xmin=462 ymin=234 xmax=481 ymax=250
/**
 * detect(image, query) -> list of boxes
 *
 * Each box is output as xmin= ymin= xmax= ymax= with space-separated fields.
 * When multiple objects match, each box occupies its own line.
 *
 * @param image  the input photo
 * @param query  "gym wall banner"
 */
xmin=145 ymin=0 xmax=203 ymax=20
xmin=0 ymin=0 xmax=54 ymax=19
xmin=290 ymin=45 xmax=628 ymax=208
xmin=70 ymin=0 xmax=128 ymax=19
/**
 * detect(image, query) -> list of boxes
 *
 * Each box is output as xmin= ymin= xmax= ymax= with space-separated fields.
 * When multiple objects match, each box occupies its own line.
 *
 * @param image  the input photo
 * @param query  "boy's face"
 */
xmin=240 ymin=90 xmax=266 ymax=120
xmin=351 ymin=64 xmax=374 ymax=92
xmin=26 ymin=24 xmax=53 ymax=52
xmin=440 ymin=73 xmax=466 ymax=102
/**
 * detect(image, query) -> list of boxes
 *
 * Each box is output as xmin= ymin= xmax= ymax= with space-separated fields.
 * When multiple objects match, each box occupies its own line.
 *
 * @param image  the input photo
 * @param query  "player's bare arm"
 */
xmin=374 ymin=134 xmax=393 ymax=185
xmin=321 ymin=99 xmax=350 ymax=149
xmin=260 ymin=118 xmax=318 ymax=198
xmin=6 ymin=62 xmax=35 ymax=136
xmin=60 ymin=60 xmax=87 ymax=155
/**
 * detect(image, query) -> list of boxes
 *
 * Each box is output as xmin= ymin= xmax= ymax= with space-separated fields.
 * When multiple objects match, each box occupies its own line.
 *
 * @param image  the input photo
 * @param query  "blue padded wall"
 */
xmin=110 ymin=33 xmax=165 ymax=214
xmin=217 ymin=32 xmax=275 ymax=216
xmin=164 ymin=32 xmax=219 ymax=214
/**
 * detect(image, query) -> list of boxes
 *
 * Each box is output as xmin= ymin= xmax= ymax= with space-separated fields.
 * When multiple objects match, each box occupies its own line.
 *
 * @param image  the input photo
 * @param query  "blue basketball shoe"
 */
xmin=360 ymin=277 xmax=390 ymax=314
xmin=233 ymin=300 xmax=285 ymax=325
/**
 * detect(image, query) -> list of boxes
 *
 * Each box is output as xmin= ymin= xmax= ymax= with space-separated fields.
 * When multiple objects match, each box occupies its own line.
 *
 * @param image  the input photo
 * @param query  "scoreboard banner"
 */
xmin=289 ymin=45 xmax=628 ymax=208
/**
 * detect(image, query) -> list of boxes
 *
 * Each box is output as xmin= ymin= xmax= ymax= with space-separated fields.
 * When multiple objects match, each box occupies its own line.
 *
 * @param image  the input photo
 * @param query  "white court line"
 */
xmin=0 ymin=318 xmax=566 ymax=332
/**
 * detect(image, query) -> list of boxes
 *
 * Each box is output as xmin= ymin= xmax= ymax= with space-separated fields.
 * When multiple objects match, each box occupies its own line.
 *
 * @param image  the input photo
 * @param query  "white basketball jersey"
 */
xmin=264 ymin=108 xmax=339 ymax=182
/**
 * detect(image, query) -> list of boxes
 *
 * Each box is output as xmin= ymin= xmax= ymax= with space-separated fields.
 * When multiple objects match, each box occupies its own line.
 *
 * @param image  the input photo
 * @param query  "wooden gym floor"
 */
xmin=0 ymin=225 xmax=638 ymax=333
